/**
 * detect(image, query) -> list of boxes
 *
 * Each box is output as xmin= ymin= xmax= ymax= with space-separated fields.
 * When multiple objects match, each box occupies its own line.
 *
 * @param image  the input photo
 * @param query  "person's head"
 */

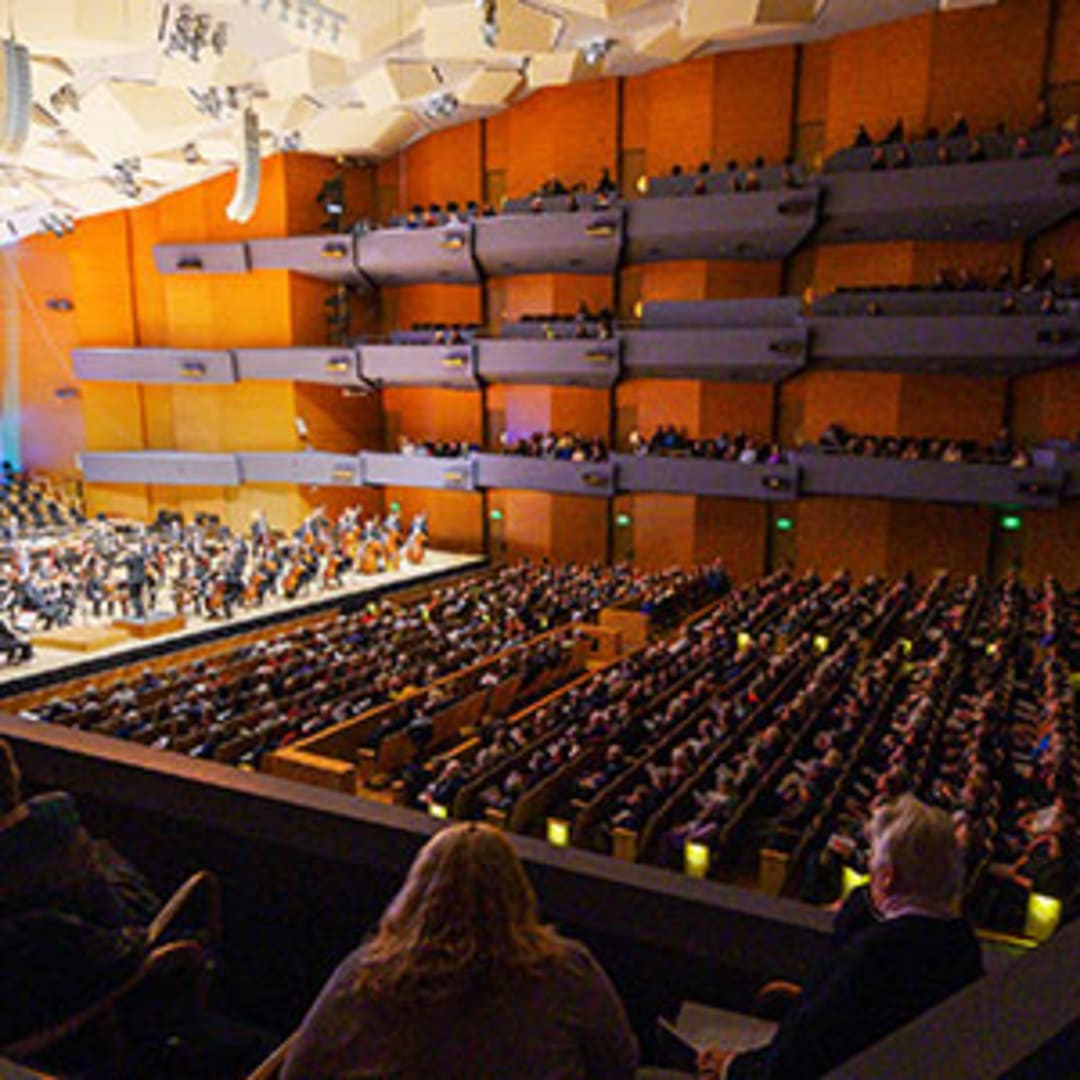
xmin=866 ymin=795 xmax=963 ymax=914
xmin=0 ymin=738 xmax=21 ymax=816
xmin=357 ymin=823 xmax=565 ymax=1006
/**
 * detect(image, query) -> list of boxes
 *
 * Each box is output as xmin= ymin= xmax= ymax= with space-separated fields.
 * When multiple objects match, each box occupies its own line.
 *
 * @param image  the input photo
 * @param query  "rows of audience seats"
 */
xmin=341 ymin=564 xmax=1080 ymax=939
xmin=18 ymin=563 xmax=725 ymax=772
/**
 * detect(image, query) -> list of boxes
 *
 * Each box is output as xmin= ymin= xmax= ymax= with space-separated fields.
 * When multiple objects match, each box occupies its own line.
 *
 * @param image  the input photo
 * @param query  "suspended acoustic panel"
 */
xmin=0 ymin=39 xmax=31 ymax=155
xmin=226 ymin=107 xmax=261 ymax=224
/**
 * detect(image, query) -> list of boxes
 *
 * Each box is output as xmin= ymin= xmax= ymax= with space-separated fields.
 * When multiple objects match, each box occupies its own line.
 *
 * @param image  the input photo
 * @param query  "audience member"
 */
xmin=282 ymin=823 xmax=637 ymax=1080
xmin=699 ymin=796 xmax=983 ymax=1079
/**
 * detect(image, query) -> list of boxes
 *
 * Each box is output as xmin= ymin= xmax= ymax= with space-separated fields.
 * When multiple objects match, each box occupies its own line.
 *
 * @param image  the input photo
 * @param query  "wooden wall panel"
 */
xmin=1028 ymin=216 xmax=1080 ymax=280
xmin=1011 ymin=366 xmax=1080 ymax=443
xmin=1048 ymin=0 xmax=1080 ymax=87
xmin=3 ymin=238 xmax=84 ymax=473
xmin=712 ymin=46 xmax=796 ymax=166
xmin=797 ymin=41 xmax=831 ymax=125
xmin=389 ymin=284 xmax=483 ymax=331
xmin=383 ymin=488 xmax=483 ymax=552
xmin=886 ymin=503 xmax=991 ymax=581
xmin=927 ymin=0 xmax=1051 ymax=132
xmin=382 ymin=388 xmax=483 ymax=448
xmin=640 ymin=261 xmax=710 ymax=303
xmin=288 ymin=275 xmax=335 ymax=347
xmin=898 ymin=375 xmax=1007 ymax=442
xmin=628 ymin=494 xmax=696 ymax=569
xmin=549 ymin=387 xmax=610 ymax=440
xmin=401 ymin=122 xmax=483 ymax=210
xmin=551 ymin=495 xmax=609 ymax=564
xmin=812 ymin=243 xmax=916 ymax=293
xmin=506 ymin=82 xmax=618 ymax=198
xmin=296 ymin=384 xmax=382 ymax=452
xmin=695 ymin=498 xmax=768 ymax=582
xmin=699 ymin=382 xmax=775 ymax=440
xmin=706 ymin=261 xmax=784 ymax=299
xmin=908 ymin=241 xmax=1023 ymax=285
xmin=224 ymin=483 xmax=304 ymax=533
xmin=617 ymin=379 xmax=699 ymax=445
xmin=141 ymin=386 xmax=175 ymax=450
xmin=1020 ymin=505 xmax=1080 ymax=587
xmin=484 ymin=112 xmax=510 ymax=176
xmin=302 ymin=485 xmax=382 ymax=526
xmin=823 ymin=14 xmax=934 ymax=153
xmin=488 ymin=385 xmax=550 ymax=446
xmin=794 ymin=498 xmax=892 ymax=578
xmin=84 ymin=483 xmax=150 ymax=521
xmin=788 ymin=372 xmax=903 ymax=445
xmin=635 ymin=56 xmax=716 ymax=175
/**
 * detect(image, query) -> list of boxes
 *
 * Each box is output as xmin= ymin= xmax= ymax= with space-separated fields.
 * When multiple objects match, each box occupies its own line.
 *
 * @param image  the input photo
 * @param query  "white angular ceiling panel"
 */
xmin=65 ymin=82 xmax=206 ymax=162
xmin=634 ymin=24 xmax=706 ymax=62
xmin=527 ymin=51 xmax=592 ymax=89
xmin=545 ymin=0 xmax=653 ymax=16
xmin=354 ymin=61 xmax=441 ymax=111
xmin=8 ymin=0 xmax=158 ymax=57
xmin=300 ymin=105 xmax=421 ymax=155
xmin=261 ymin=49 xmax=349 ymax=102
xmin=458 ymin=68 xmax=524 ymax=108
xmin=0 ymin=0 xmax=954 ymax=240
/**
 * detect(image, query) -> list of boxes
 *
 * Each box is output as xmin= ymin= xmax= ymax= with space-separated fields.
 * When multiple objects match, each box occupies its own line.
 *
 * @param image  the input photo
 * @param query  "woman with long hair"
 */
xmin=282 ymin=822 xmax=637 ymax=1079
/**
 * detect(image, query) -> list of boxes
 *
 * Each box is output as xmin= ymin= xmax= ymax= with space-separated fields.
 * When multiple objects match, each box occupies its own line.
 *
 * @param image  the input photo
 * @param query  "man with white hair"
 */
xmin=700 ymin=794 xmax=984 ymax=1079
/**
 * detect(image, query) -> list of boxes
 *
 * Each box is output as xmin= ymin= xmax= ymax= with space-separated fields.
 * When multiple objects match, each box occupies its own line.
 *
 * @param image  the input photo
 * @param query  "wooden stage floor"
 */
xmin=0 ymin=550 xmax=485 ymax=696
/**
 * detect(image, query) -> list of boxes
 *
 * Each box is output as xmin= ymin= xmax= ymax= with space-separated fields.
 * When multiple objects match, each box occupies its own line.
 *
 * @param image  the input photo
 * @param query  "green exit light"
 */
xmin=389 ymin=501 xmax=401 ymax=513
xmin=489 ymin=508 xmax=504 ymax=521
xmin=1001 ymin=515 xmax=1022 ymax=532
xmin=776 ymin=517 xmax=794 ymax=532
xmin=615 ymin=513 xmax=632 ymax=528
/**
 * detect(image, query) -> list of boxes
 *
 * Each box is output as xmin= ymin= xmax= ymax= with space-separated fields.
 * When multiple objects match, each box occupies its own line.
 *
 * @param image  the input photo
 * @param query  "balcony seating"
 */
xmin=357 ymin=223 xmax=478 ymax=285
xmin=247 ymin=234 xmax=366 ymax=284
xmin=474 ymin=455 xmax=615 ymax=497
xmin=72 ymin=348 xmax=236 ymax=385
xmin=476 ymin=337 xmax=620 ymax=387
xmin=233 ymin=347 xmax=363 ymax=386
xmin=360 ymin=344 xmax=478 ymax=389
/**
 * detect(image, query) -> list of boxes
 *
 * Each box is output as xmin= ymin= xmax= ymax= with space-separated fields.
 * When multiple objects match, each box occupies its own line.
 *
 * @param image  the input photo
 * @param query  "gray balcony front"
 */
xmin=233 ymin=348 xmax=363 ymax=386
xmin=361 ymin=452 xmax=475 ymax=491
xmin=621 ymin=327 xmax=808 ymax=381
xmin=642 ymin=298 xmax=804 ymax=328
xmin=80 ymin=452 xmax=241 ymax=487
xmin=474 ymin=455 xmax=615 ymax=497
xmin=237 ymin=452 xmax=362 ymax=486
xmin=72 ymin=348 xmax=236 ymax=385
xmin=626 ymin=187 xmax=822 ymax=263
xmin=792 ymin=452 xmax=1065 ymax=508
xmin=614 ymin=455 xmax=799 ymax=500
xmin=474 ymin=209 xmax=624 ymax=277
xmin=247 ymin=235 xmax=364 ymax=283
xmin=358 ymin=225 xmax=478 ymax=285
xmin=360 ymin=345 xmax=478 ymax=389
xmin=809 ymin=314 xmax=1079 ymax=375
xmin=153 ymin=242 xmax=249 ymax=275
xmin=477 ymin=339 xmax=621 ymax=388
xmin=816 ymin=157 xmax=1079 ymax=245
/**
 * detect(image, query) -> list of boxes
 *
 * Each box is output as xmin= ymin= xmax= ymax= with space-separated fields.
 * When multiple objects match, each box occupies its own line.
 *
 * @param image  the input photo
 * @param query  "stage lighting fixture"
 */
xmin=582 ymin=38 xmax=614 ymax=66
xmin=424 ymin=91 xmax=460 ymax=121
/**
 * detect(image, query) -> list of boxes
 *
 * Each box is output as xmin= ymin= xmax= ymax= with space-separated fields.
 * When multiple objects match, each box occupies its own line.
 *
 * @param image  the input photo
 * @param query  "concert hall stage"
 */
xmin=0 ymin=550 xmax=486 ymax=698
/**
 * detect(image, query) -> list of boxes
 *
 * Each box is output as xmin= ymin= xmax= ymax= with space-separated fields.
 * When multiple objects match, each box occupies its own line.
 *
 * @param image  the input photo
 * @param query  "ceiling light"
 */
xmin=424 ymin=91 xmax=459 ymax=121
xmin=111 ymin=157 xmax=143 ymax=200
xmin=161 ymin=4 xmax=228 ymax=63
xmin=582 ymin=38 xmax=614 ymax=66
